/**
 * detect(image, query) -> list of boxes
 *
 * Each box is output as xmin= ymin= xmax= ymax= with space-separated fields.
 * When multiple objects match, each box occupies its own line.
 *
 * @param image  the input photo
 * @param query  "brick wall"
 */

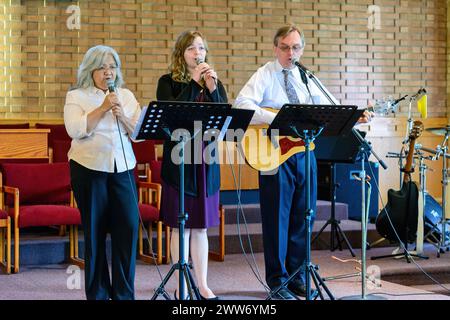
xmin=0 ymin=0 xmax=447 ymax=121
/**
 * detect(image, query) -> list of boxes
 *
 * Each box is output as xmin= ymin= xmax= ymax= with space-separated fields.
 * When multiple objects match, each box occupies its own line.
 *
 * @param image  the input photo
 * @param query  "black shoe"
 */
xmin=174 ymin=290 xmax=190 ymax=300
xmin=287 ymin=279 xmax=317 ymax=298
xmin=200 ymin=293 xmax=220 ymax=300
xmin=272 ymin=288 xmax=296 ymax=300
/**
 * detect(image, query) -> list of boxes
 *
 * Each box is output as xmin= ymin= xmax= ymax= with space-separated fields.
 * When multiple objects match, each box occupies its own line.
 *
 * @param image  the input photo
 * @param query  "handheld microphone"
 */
xmin=106 ymin=79 xmax=120 ymax=126
xmin=106 ymin=79 xmax=115 ymax=93
xmin=196 ymin=57 xmax=204 ymax=65
xmin=196 ymin=57 xmax=217 ymax=83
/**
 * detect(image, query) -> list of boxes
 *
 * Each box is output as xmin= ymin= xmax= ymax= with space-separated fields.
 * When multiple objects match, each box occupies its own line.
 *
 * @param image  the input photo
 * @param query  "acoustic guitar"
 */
xmin=375 ymin=120 xmax=424 ymax=244
xmin=239 ymin=107 xmax=314 ymax=172
xmin=240 ymin=99 xmax=399 ymax=172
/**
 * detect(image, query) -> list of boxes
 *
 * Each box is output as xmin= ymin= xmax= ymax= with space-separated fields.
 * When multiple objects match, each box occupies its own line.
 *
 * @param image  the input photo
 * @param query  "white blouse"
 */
xmin=64 ymin=86 xmax=141 ymax=173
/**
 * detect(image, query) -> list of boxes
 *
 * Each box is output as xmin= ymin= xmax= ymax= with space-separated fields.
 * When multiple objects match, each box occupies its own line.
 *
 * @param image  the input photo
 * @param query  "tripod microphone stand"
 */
xmin=314 ymin=129 xmax=373 ymax=257
xmin=265 ymin=104 xmax=362 ymax=300
xmin=151 ymin=132 xmax=201 ymax=300
xmin=301 ymin=66 xmax=388 ymax=299
xmin=267 ymin=126 xmax=331 ymax=301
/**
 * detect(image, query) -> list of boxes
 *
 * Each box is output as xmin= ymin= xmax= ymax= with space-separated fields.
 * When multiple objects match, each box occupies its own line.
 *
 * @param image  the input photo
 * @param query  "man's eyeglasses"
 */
xmin=277 ymin=45 xmax=303 ymax=53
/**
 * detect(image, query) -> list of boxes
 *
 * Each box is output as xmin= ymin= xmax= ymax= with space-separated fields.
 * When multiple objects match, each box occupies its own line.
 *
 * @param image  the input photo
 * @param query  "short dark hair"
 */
xmin=273 ymin=24 xmax=305 ymax=48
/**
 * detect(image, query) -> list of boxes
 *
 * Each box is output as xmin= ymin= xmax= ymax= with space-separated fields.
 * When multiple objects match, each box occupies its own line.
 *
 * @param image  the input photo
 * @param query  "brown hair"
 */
xmin=273 ymin=24 xmax=305 ymax=48
xmin=170 ymin=30 xmax=209 ymax=83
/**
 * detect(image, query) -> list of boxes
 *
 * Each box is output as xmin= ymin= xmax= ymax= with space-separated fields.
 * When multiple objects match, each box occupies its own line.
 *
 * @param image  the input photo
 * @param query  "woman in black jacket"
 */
xmin=156 ymin=30 xmax=227 ymax=300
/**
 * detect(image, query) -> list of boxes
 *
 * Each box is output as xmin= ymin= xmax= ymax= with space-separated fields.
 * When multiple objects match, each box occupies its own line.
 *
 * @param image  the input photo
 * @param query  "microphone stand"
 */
xmin=300 ymin=65 xmax=387 ymax=300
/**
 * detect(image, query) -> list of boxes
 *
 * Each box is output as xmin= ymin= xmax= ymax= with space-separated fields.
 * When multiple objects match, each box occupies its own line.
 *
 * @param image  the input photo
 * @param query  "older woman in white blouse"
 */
xmin=64 ymin=45 xmax=141 ymax=300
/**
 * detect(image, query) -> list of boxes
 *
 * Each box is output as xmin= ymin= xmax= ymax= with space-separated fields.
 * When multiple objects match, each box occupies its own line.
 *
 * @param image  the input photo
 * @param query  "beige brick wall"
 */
xmin=0 ymin=0 xmax=447 ymax=121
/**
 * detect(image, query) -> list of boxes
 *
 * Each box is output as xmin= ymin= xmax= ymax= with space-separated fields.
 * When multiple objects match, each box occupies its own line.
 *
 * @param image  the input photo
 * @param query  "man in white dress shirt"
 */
xmin=234 ymin=24 xmax=371 ymax=299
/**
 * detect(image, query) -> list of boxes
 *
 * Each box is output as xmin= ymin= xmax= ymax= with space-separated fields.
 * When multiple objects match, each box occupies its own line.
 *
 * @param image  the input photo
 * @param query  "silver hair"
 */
xmin=76 ymin=45 xmax=124 ymax=89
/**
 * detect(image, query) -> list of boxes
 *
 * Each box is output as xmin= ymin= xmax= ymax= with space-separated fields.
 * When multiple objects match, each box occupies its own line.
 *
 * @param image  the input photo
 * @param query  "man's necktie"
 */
xmin=282 ymin=69 xmax=300 ymax=104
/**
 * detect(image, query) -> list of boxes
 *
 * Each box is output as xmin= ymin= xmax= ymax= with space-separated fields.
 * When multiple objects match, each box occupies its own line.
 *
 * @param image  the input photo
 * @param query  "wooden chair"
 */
xmin=209 ymin=205 xmax=225 ymax=262
xmin=132 ymin=140 xmax=157 ymax=181
xmin=137 ymin=179 xmax=170 ymax=265
xmin=0 ymin=209 xmax=11 ymax=274
xmin=0 ymin=162 xmax=83 ymax=273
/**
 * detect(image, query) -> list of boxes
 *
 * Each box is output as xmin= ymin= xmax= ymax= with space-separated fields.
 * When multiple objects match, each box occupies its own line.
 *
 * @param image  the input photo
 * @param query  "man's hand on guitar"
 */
xmin=358 ymin=108 xmax=375 ymax=124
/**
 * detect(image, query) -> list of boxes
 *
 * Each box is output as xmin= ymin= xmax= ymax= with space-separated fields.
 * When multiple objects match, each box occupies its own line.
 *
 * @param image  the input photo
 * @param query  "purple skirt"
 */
xmin=160 ymin=162 xmax=220 ymax=229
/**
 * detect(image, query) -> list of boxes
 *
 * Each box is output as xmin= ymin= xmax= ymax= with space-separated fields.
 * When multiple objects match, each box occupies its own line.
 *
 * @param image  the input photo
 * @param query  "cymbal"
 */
xmin=426 ymin=126 xmax=450 ymax=136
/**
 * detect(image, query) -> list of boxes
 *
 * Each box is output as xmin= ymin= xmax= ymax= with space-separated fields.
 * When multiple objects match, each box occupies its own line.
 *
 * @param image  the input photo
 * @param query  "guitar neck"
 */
xmin=403 ymin=138 xmax=416 ymax=183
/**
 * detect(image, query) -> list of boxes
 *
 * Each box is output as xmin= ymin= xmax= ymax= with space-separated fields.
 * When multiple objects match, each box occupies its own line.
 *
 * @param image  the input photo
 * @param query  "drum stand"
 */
xmin=437 ymin=134 xmax=450 ymax=257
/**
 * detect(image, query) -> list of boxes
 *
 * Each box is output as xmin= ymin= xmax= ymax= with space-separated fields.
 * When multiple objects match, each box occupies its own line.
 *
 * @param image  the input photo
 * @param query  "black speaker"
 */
xmin=317 ymin=161 xmax=379 ymax=222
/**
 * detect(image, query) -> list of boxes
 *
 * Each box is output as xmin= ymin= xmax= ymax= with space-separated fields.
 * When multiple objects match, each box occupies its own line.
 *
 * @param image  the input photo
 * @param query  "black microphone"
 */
xmin=292 ymin=57 xmax=311 ymax=76
xmin=417 ymin=87 xmax=426 ymax=95
xmin=292 ymin=57 xmax=309 ymax=86
xmin=411 ymin=87 xmax=426 ymax=99
xmin=392 ymin=94 xmax=408 ymax=106
xmin=107 ymin=79 xmax=115 ymax=93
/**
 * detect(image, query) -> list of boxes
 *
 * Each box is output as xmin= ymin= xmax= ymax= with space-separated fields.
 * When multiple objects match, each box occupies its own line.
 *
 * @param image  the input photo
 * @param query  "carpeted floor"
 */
xmin=1 ymin=244 xmax=449 ymax=300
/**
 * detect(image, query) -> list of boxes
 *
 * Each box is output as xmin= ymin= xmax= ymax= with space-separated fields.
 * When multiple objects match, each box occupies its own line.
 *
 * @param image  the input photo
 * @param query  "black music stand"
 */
xmin=312 ymin=129 xmax=367 ymax=257
xmin=132 ymin=101 xmax=254 ymax=300
xmin=265 ymin=104 xmax=361 ymax=301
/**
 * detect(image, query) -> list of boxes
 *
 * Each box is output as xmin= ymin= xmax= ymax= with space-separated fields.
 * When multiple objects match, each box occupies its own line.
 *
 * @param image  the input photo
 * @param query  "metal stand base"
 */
xmin=151 ymin=262 xmax=200 ymax=300
xmin=266 ymin=129 xmax=334 ymax=301
xmin=313 ymin=217 xmax=356 ymax=257
xmin=266 ymin=264 xmax=333 ymax=300
xmin=371 ymin=249 xmax=428 ymax=263
xmin=340 ymin=294 xmax=387 ymax=300
xmin=312 ymin=163 xmax=355 ymax=257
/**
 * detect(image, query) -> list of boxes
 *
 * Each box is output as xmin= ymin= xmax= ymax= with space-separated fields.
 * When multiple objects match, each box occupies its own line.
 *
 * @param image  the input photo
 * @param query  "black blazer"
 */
xmin=156 ymin=73 xmax=228 ymax=197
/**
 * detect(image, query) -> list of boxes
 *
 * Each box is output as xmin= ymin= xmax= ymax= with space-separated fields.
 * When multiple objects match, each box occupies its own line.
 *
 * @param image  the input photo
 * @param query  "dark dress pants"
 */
xmin=70 ymin=160 xmax=139 ymax=300
xmin=259 ymin=152 xmax=317 ymax=289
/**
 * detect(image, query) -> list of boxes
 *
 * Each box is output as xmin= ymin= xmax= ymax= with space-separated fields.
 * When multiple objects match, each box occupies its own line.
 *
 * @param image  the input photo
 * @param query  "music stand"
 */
xmin=312 ymin=129 xmax=368 ymax=257
xmin=265 ymin=104 xmax=361 ymax=301
xmin=132 ymin=101 xmax=254 ymax=300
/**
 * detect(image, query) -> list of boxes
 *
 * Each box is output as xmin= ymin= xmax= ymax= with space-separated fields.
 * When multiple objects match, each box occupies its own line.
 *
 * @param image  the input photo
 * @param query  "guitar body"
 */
xmin=240 ymin=128 xmax=315 ymax=172
xmin=239 ymin=107 xmax=314 ymax=172
xmin=375 ymin=120 xmax=424 ymax=245
xmin=376 ymin=181 xmax=419 ymax=243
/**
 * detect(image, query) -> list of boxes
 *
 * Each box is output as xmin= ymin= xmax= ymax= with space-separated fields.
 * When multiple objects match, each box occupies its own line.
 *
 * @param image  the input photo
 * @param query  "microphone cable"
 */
xmin=224 ymin=142 xmax=271 ymax=294
xmin=110 ymin=87 xmax=165 ymax=283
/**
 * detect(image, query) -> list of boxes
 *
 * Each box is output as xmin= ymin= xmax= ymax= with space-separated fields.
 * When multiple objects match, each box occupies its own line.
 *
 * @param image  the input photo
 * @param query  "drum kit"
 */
xmin=400 ymin=125 xmax=450 ymax=257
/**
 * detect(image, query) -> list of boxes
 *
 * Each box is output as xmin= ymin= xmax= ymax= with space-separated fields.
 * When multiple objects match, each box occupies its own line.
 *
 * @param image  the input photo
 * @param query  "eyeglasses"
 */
xmin=277 ymin=44 xmax=303 ymax=53
xmin=96 ymin=64 xmax=118 ymax=72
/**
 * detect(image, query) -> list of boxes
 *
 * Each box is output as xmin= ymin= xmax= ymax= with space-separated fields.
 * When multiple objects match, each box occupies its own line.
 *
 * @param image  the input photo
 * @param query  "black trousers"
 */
xmin=70 ymin=160 xmax=139 ymax=300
